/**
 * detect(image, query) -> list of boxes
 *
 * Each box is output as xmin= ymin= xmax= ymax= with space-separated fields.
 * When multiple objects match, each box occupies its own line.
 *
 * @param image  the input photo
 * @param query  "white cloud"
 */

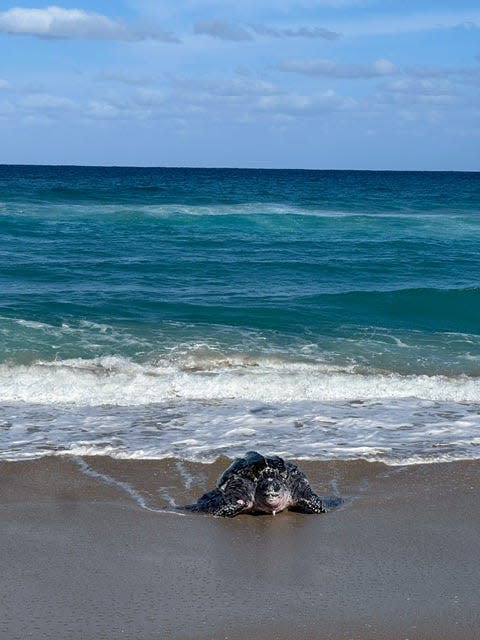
xmin=340 ymin=10 xmax=480 ymax=37
xmin=453 ymin=20 xmax=479 ymax=31
xmin=169 ymin=74 xmax=281 ymax=97
xmin=248 ymin=24 xmax=340 ymax=40
xmin=80 ymin=77 xmax=354 ymax=124
xmin=375 ymin=87 xmax=457 ymax=108
xmin=373 ymin=59 xmax=397 ymax=76
xmin=275 ymin=58 xmax=397 ymax=78
xmin=85 ymin=100 xmax=122 ymax=119
xmin=409 ymin=65 xmax=480 ymax=87
xmin=256 ymin=90 xmax=353 ymax=115
xmin=0 ymin=6 xmax=179 ymax=42
xmin=194 ymin=19 xmax=253 ymax=41
xmin=0 ymin=78 xmax=10 ymax=89
xmin=95 ymin=71 xmax=158 ymax=86
xmin=20 ymin=93 xmax=76 ymax=110
xmin=383 ymin=78 xmax=455 ymax=97
xmin=0 ymin=99 xmax=15 ymax=118
xmin=194 ymin=19 xmax=340 ymax=41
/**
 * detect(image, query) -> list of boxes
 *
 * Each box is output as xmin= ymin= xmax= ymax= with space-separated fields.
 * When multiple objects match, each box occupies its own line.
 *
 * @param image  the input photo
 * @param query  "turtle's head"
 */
xmin=254 ymin=469 xmax=291 ymax=514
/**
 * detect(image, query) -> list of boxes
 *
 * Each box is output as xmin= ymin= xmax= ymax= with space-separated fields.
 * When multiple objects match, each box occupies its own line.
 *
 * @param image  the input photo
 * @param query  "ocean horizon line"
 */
xmin=0 ymin=163 xmax=478 ymax=174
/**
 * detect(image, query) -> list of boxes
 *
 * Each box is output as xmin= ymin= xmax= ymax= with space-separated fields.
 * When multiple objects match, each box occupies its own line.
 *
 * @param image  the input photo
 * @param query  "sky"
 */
xmin=0 ymin=1 xmax=479 ymax=170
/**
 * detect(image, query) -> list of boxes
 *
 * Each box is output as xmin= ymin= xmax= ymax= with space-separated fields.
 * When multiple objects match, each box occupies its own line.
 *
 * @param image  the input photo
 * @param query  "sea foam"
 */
xmin=1 ymin=356 xmax=479 ymax=406
xmin=1 ymin=354 xmax=480 ymax=465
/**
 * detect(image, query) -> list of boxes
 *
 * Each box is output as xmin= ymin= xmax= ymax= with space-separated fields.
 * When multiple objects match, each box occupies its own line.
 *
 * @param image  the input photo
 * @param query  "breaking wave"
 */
xmin=1 ymin=355 xmax=479 ymax=406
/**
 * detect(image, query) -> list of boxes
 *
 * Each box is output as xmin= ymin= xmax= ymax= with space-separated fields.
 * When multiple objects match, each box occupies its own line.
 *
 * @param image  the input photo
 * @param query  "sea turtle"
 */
xmin=184 ymin=451 xmax=334 ymax=518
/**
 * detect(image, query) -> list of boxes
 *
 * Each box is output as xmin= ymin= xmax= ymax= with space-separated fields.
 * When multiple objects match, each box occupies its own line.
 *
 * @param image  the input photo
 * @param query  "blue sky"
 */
xmin=0 ymin=1 xmax=479 ymax=169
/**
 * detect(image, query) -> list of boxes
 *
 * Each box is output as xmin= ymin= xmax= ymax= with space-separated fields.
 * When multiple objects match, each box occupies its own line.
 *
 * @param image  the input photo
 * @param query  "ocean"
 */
xmin=1 ymin=165 xmax=479 ymax=465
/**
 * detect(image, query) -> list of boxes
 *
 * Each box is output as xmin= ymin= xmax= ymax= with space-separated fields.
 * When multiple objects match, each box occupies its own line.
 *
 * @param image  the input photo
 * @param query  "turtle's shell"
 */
xmin=216 ymin=450 xmax=289 ymax=490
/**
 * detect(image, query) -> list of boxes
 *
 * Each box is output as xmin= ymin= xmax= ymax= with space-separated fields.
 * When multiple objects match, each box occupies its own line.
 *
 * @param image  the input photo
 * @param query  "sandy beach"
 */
xmin=1 ymin=456 xmax=479 ymax=639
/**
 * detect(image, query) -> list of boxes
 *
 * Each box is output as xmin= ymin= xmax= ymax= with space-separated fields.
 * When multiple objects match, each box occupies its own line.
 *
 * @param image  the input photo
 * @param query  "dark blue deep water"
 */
xmin=1 ymin=165 xmax=479 ymax=463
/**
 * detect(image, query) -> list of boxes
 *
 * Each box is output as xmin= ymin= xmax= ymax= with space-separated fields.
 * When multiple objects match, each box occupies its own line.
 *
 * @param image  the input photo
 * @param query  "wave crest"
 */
xmin=1 ymin=355 xmax=478 ymax=406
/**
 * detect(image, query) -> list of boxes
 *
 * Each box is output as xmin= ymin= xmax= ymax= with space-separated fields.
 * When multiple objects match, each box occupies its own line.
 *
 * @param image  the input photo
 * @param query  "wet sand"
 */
xmin=1 ymin=456 xmax=479 ymax=639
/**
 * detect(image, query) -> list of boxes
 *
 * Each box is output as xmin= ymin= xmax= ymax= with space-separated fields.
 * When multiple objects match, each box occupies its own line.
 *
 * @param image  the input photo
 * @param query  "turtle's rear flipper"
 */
xmin=181 ymin=503 xmax=202 ymax=513
xmin=322 ymin=496 xmax=344 ymax=510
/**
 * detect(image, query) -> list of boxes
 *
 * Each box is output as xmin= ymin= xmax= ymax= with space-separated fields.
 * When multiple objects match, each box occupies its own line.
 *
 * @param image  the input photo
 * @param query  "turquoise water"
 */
xmin=1 ymin=165 xmax=479 ymax=463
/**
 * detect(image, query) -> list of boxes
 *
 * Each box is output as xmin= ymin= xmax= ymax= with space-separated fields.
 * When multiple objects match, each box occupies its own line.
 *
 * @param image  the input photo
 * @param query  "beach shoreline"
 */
xmin=1 ymin=456 xmax=479 ymax=639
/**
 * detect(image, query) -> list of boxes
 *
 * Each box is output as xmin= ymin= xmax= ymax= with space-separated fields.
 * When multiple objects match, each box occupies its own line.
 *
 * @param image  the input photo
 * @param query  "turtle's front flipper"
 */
xmin=287 ymin=464 xmax=327 ymax=514
xmin=182 ymin=490 xmax=250 ymax=518
xmin=183 ymin=487 xmax=251 ymax=518
xmin=183 ymin=488 xmax=224 ymax=514
xmin=294 ymin=492 xmax=327 ymax=514
xmin=211 ymin=499 xmax=250 ymax=518
xmin=212 ymin=475 xmax=255 ymax=517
